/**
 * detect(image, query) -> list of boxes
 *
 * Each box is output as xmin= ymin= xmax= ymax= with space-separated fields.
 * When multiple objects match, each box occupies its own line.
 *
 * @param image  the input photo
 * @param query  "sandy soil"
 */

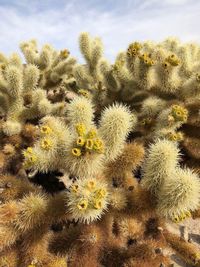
xmin=166 ymin=218 xmax=200 ymax=267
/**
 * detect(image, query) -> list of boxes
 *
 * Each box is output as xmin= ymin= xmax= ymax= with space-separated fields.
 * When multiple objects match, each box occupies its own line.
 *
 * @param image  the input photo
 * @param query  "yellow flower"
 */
xmin=93 ymin=199 xmax=103 ymax=210
xmin=166 ymin=54 xmax=180 ymax=66
xmin=95 ymin=188 xmax=107 ymax=198
xmin=139 ymin=53 xmax=148 ymax=60
xmin=168 ymin=132 xmax=178 ymax=142
xmin=23 ymin=147 xmax=33 ymax=157
xmin=40 ymin=138 xmax=53 ymax=150
xmin=78 ymin=89 xmax=91 ymax=99
xmin=28 ymin=155 xmax=37 ymax=163
xmin=27 ymin=147 xmax=33 ymax=153
xmin=196 ymin=73 xmax=200 ymax=82
xmin=76 ymin=137 xmax=85 ymax=147
xmin=75 ymin=123 xmax=86 ymax=136
xmin=87 ymin=129 xmax=97 ymax=139
xmin=86 ymin=180 xmax=96 ymax=191
xmin=176 ymin=132 xmax=184 ymax=141
xmin=27 ymin=265 xmax=36 ymax=267
xmin=162 ymin=61 xmax=170 ymax=68
xmin=85 ymin=139 xmax=94 ymax=150
xmin=60 ymin=49 xmax=70 ymax=59
xmin=146 ymin=117 xmax=152 ymax=124
xmin=72 ymin=148 xmax=82 ymax=157
xmin=172 ymin=215 xmax=180 ymax=223
xmin=71 ymin=184 xmax=79 ymax=193
xmin=185 ymin=211 xmax=191 ymax=218
xmin=143 ymin=57 xmax=154 ymax=66
xmin=93 ymin=139 xmax=104 ymax=151
xmin=179 ymin=212 xmax=186 ymax=221
xmin=77 ymin=199 xmax=88 ymax=210
xmin=23 ymin=154 xmax=38 ymax=169
xmin=40 ymin=125 xmax=53 ymax=135
xmin=171 ymin=105 xmax=188 ymax=122
xmin=127 ymin=42 xmax=142 ymax=57
xmin=140 ymin=119 xmax=146 ymax=126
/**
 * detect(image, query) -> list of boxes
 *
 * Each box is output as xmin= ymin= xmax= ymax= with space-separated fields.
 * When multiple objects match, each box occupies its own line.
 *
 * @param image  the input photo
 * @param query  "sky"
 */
xmin=0 ymin=0 xmax=200 ymax=62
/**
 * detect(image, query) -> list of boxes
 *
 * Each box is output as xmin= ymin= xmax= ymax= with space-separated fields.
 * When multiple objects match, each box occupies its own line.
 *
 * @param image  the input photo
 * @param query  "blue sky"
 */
xmin=0 ymin=0 xmax=200 ymax=61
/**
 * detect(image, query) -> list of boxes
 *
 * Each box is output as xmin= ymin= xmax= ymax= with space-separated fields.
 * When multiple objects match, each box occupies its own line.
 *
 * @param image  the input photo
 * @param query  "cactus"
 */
xmin=0 ymin=34 xmax=199 ymax=267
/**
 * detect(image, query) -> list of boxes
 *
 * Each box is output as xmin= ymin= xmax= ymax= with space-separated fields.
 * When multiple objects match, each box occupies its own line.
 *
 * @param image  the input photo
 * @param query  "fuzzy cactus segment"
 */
xmin=66 ymin=177 xmax=109 ymax=223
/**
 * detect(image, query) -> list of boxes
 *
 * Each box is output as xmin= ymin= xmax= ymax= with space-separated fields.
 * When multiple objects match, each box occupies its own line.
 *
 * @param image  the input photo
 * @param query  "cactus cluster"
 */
xmin=0 ymin=33 xmax=199 ymax=267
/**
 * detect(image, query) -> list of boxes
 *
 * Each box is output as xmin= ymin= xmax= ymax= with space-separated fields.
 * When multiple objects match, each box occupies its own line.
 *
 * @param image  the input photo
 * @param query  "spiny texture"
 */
xmin=142 ymin=139 xmax=200 ymax=221
xmin=141 ymin=139 xmax=180 ymax=195
xmin=66 ymin=177 xmax=109 ymax=223
xmin=0 ymin=40 xmax=76 ymax=136
xmin=0 ymin=34 xmax=199 ymax=267
xmin=157 ymin=168 xmax=200 ymax=219
xmin=22 ymin=97 xmax=133 ymax=178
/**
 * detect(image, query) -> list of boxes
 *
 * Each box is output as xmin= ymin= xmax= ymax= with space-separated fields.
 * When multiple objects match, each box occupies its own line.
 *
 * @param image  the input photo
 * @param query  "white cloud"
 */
xmin=0 ymin=0 xmax=199 ymax=61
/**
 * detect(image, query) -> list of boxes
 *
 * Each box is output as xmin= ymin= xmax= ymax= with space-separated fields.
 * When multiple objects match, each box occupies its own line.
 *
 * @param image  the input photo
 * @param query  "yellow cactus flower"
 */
xmin=75 ymin=123 xmax=86 ymax=136
xmin=60 ymin=49 xmax=70 ymax=59
xmin=27 ymin=155 xmax=37 ymax=163
xmin=77 ymin=199 xmax=88 ymax=210
xmin=196 ymin=73 xmax=200 ymax=82
xmin=171 ymin=105 xmax=188 ymax=122
xmin=95 ymin=188 xmax=107 ymax=198
xmin=172 ymin=215 xmax=180 ymax=223
xmin=146 ymin=117 xmax=152 ymax=124
xmin=87 ymin=129 xmax=97 ymax=139
xmin=78 ymin=89 xmax=91 ymax=99
xmin=127 ymin=48 xmax=137 ymax=57
xmin=40 ymin=125 xmax=53 ymax=135
xmin=71 ymin=184 xmax=79 ymax=193
xmin=127 ymin=42 xmax=142 ymax=57
xmin=162 ymin=61 xmax=170 ymax=68
xmin=23 ymin=147 xmax=33 ymax=157
xmin=168 ymin=132 xmax=178 ymax=142
xmin=40 ymin=138 xmax=53 ymax=150
xmin=140 ymin=119 xmax=146 ymax=126
xmin=85 ymin=139 xmax=94 ymax=150
xmin=23 ymin=154 xmax=38 ymax=169
xmin=93 ymin=199 xmax=103 ymax=210
xmin=149 ymin=60 xmax=155 ymax=66
xmin=139 ymin=53 xmax=148 ymax=60
xmin=86 ymin=180 xmax=96 ymax=190
xmin=166 ymin=54 xmax=180 ymax=66
xmin=93 ymin=139 xmax=104 ymax=151
xmin=176 ymin=132 xmax=184 ymax=141
xmin=26 ymin=147 xmax=33 ymax=153
xmin=76 ymin=136 xmax=85 ymax=147
xmin=185 ymin=211 xmax=191 ymax=218
xmin=143 ymin=57 xmax=154 ymax=66
xmin=72 ymin=148 xmax=82 ymax=157
xmin=179 ymin=212 xmax=186 ymax=221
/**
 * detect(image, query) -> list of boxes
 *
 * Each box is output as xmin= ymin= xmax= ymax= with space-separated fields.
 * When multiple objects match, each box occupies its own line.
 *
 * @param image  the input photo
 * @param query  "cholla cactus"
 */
xmin=0 ymin=40 xmax=76 ymax=136
xmin=157 ymin=168 xmax=200 ymax=221
xmin=22 ymin=96 xmax=135 ymax=178
xmin=0 ymin=35 xmax=200 ymax=267
xmin=67 ymin=177 xmax=109 ymax=223
xmin=142 ymin=139 xmax=200 ymax=221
